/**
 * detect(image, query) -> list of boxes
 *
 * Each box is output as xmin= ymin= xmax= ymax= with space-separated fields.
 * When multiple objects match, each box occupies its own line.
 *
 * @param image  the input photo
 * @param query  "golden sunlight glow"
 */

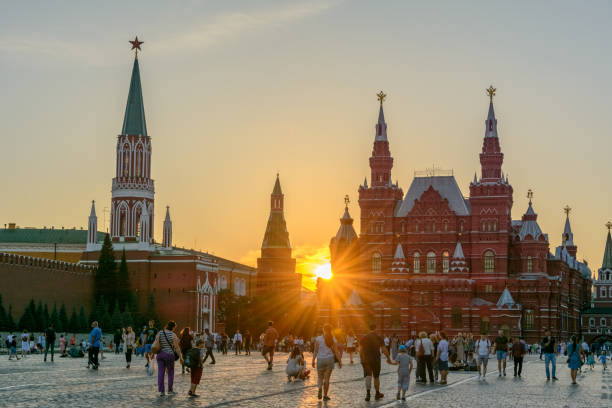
xmin=314 ymin=263 xmax=332 ymax=280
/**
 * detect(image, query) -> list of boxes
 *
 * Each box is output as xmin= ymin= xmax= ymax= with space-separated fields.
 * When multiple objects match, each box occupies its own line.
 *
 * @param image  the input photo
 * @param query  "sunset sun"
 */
xmin=314 ymin=263 xmax=332 ymax=280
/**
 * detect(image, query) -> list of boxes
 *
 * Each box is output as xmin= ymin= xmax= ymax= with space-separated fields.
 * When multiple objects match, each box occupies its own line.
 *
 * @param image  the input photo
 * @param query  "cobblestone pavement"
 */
xmin=0 ymin=351 xmax=610 ymax=407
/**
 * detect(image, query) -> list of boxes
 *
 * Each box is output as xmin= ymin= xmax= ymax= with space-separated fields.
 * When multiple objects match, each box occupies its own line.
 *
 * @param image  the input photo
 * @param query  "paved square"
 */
xmin=1 ymin=352 xmax=610 ymax=407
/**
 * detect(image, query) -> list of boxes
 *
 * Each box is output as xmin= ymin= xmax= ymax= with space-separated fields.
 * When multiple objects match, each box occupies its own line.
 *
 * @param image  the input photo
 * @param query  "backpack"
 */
xmin=416 ymin=340 xmax=425 ymax=357
xmin=184 ymin=348 xmax=201 ymax=369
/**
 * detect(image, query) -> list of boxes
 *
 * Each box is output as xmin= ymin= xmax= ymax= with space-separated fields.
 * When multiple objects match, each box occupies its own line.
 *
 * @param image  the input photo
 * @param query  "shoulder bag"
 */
xmin=162 ymin=330 xmax=180 ymax=361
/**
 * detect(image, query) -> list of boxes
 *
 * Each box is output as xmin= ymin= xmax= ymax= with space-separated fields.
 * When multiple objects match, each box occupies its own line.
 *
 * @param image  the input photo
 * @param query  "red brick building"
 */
xmin=320 ymin=89 xmax=591 ymax=344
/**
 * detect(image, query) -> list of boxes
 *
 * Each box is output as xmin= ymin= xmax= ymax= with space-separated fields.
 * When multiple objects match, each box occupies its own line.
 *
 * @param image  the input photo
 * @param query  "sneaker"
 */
xmin=552 ymin=377 xmax=559 ymax=381
xmin=498 ymin=373 xmax=501 ymax=377
xmin=375 ymin=392 xmax=384 ymax=401
xmin=401 ymin=397 xmax=406 ymax=401
xmin=546 ymin=377 xmax=550 ymax=381
xmin=317 ymin=389 xmax=322 ymax=400
xmin=503 ymin=370 xmax=506 ymax=376
xmin=189 ymin=392 xmax=199 ymax=398
xmin=478 ymin=374 xmax=481 ymax=380
xmin=323 ymin=396 xmax=331 ymax=401
xmin=167 ymin=391 xmax=177 ymax=395
xmin=159 ymin=392 xmax=165 ymax=397
xmin=365 ymin=390 xmax=371 ymax=402
xmin=210 ymin=361 xmax=216 ymax=365
xmin=396 ymin=392 xmax=400 ymax=400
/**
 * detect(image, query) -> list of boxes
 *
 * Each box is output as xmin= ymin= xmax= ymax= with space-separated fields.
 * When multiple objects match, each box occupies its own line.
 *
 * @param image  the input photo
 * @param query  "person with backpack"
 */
xmin=186 ymin=339 xmax=205 ymax=397
xmin=415 ymin=332 xmax=434 ymax=384
xmin=512 ymin=336 xmax=527 ymax=377
xmin=494 ymin=330 xmax=509 ymax=377
xmin=179 ymin=327 xmax=193 ymax=374
xmin=475 ymin=333 xmax=491 ymax=381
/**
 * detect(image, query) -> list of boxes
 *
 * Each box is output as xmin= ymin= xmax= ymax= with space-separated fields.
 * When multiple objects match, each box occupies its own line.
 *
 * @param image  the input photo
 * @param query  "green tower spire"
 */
xmin=121 ymin=57 xmax=147 ymax=136
xmin=602 ymin=229 xmax=612 ymax=270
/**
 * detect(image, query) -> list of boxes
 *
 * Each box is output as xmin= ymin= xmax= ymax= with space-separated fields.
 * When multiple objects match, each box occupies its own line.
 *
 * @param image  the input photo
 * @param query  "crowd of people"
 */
xmin=3 ymin=320 xmax=611 ymax=402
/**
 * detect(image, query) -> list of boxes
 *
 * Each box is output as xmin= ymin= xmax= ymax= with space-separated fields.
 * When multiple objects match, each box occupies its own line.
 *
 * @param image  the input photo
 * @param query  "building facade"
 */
xmin=321 ymin=89 xmax=592 ymax=343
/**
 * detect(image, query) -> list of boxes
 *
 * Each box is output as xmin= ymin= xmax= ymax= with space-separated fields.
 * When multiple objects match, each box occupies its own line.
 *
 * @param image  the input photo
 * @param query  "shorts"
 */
xmin=262 ymin=345 xmax=275 ymax=357
xmin=145 ymin=344 xmax=152 ymax=353
xmin=438 ymin=360 xmax=449 ymax=371
xmin=362 ymin=359 xmax=382 ymax=378
xmin=10 ymin=346 xmax=16 ymax=354
xmin=190 ymin=367 xmax=203 ymax=385
xmin=317 ymin=356 xmax=335 ymax=372
xmin=398 ymin=373 xmax=411 ymax=390
xmin=496 ymin=351 xmax=507 ymax=360
xmin=478 ymin=355 xmax=489 ymax=365
xmin=347 ymin=346 xmax=356 ymax=353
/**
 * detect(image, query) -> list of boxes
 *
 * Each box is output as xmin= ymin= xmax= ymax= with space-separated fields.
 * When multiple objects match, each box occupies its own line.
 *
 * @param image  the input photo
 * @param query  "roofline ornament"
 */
xmin=486 ymin=85 xmax=496 ymax=103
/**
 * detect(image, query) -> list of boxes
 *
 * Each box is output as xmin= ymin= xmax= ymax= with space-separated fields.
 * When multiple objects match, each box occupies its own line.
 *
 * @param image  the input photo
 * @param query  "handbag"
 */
xmin=151 ymin=334 xmax=161 ymax=354
xmin=162 ymin=330 xmax=180 ymax=361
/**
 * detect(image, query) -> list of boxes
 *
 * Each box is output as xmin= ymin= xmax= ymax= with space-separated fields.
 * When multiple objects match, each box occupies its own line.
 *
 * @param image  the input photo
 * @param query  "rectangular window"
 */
xmin=527 ymin=256 xmax=533 ymax=273
xmin=485 ymin=284 xmax=493 ymax=293
xmin=602 ymin=318 xmax=607 ymax=327
xmin=525 ymin=310 xmax=534 ymax=329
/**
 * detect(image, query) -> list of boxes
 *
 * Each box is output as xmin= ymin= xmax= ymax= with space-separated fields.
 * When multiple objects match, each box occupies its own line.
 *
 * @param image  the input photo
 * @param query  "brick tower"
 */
xmin=109 ymin=39 xmax=154 ymax=245
xmin=256 ymin=175 xmax=299 ymax=298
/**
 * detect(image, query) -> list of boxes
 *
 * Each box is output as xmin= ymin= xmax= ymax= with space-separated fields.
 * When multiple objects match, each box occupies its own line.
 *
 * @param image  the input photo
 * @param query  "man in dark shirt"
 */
xmin=44 ymin=324 xmax=56 ymax=362
xmin=144 ymin=320 xmax=157 ymax=374
xmin=494 ymin=330 xmax=508 ymax=376
xmin=541 ymin=330 xmax=558 ymax=380
xmin=360 ymin=323 xmax=392 ymax=402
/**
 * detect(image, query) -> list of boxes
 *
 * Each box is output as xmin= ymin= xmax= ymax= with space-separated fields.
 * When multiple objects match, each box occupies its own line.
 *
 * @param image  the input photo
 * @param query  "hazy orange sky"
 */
xmin=2 ymin=1 xmax=612 ymax=277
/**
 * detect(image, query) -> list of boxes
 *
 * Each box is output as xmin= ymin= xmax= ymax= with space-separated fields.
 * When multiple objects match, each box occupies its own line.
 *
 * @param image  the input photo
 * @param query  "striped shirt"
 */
xmin=159 ymin=330 xmax=176 ymax=352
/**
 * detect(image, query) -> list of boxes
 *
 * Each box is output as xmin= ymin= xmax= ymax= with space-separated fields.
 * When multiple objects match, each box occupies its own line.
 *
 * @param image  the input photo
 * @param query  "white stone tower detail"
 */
xmin=163 ymin=206 xmax=172 ymax=249
xmin=87 ymin=200 xmax=98 ymax=250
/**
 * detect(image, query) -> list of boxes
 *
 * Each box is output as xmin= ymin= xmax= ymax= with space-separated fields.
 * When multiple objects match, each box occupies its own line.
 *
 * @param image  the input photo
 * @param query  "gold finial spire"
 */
xmin=377 ymin=91 xmax=387 ymax=105
xmin=527 ymin=189 xmax=533 ymax=204
xmin=486 ymin=85 xmax=496 ymax=103
xmin=563 ymin=205 xmax=571 ymax=217
xmin=344 ymin=194 xmax=350 ymax=209
xmin=606 ymin=221 xmax=612 ymax=231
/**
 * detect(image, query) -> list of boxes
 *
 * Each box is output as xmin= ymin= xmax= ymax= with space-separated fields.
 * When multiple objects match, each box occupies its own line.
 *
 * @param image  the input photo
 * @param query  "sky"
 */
xmin=1 ymin=0 xmax=612 ymax=281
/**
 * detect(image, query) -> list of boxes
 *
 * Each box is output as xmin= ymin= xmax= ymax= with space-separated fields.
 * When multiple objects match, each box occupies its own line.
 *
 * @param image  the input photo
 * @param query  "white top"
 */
xmin=234 ymin=333 xmax=243 ymax=343
xmin=476 ymin=338 xmax=491 ymax=356
xmin=384 ymin=337 xmax=390 ymax=346
xmin=416 ymin=338 xmax=435 ymax=356
xmin=437 ymin=339 xmax=449 ymax=362
xmin=346 ymin=336 xmax=356 ymax=348
xmin=316 ymin=336 xmax=335 ymax=360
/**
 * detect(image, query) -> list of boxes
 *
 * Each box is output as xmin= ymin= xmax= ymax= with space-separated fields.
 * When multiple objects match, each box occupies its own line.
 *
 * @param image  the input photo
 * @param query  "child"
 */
xmin=599 ymin=350 xmax=607 ymax=371
xmin=587 ymin=352 xmax=595 ymax=370
xmin=286 ymin=346 xmax=310 ymax=382
xmin=466 ymin=352 xmax=477 ymax=371
xmin=390 ymin=345 xmax=413 ymax=401
xmin=188 ymin=339 xmax=205 ymax=397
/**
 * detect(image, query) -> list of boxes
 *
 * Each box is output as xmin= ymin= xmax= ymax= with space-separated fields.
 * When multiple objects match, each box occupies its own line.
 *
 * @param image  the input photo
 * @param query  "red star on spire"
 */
xmin=129 ymin=36 xmax=144 ymax=57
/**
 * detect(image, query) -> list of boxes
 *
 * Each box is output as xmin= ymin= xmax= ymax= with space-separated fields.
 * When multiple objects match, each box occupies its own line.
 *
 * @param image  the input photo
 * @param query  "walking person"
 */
xmin=123 ymin=326 xmax=135 ymax=369
xmin=144 ymin=320 xmax=158 ymax=375
xmin=415 ymin=332 xmax=435 ymax=384
xmin=179 ymin=327 xmax=193 ymax=374
xmin=390 ymin=333 xmax=399 ymax=361
xmin=8 ymin=333 xmax=19 ymax=360
xmin=87 ymin=321 xmax=102 ymax=370
xmin=262 ymin=321 xmax=279 ymax=370
xmin=567 ymin=335 xmax=583 ymax=385
xmin=187 ymin=339 xmax=205 ymax=397
xmin=243 ymin=330 xmax=252 ymax=355
xmin=21 ymin=330 xmax=30 ymax=358
xmin=390 ymin=344 xmax=413 ymax=401
xmin=476 ymin=333 xmax=491 ymax=381
xmin=221 ymin=333 xmax=228 ymax=355
xmin=312 ymin=324 xmax=342 ymax=401
xmin=233 ymin=330 xmax=243 ymax=355
xmin=44 ymin=324 xmax=56 ymax=362
xmin=435 ymin=332 xmax=449 ymax=385
xmin=360 ymin=322 xmax=393 ymax=401
xmin=154 ymin=320 xmax=184 ymax=397
xmin=512 ymin=336 xmax=526 ymax=377
xmin=346 ymin=330 xmax=357 ymax=364
xmin=599 ymin=350 xmax=607 ymax=371
xmin=494 ymin=329 xmax=509 ymax=377
xmin=202 ymin=328 xmax=216 ymax=365
xmin=454 ymin=333 xmax=466 ymax=364
xmin=541 ymin=330 xmax=558 ymax=381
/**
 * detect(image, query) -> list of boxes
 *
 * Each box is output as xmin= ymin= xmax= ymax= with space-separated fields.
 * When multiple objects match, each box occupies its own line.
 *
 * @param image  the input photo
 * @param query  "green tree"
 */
xmin=49 ymin=303 xmax=60 ymax=331
xmin=0 ymin=294 xmax=7 ymax=330
xmin=78 ymin=306 xmax=88 ymax=332
xmin=117 ymin=249 xmax=133 ymax=311
xmin=35 ymin=300 xmax=45 ymax=331
xmin=68 ymin=307 xmax=79 ymax=332
xmin=92 ymin=297 xmax=106 ymax=323
xmin=95 ymin=233 xmax=117 ymax=307
xmin=6 ymin=304 xmax=16 ymax=331
xmin=101 ymin=301 xmax=112 ymax=332
xmin=59 ymin=303 xmax=69 ymax=332
xmin=122 ymin=305 xmax=134 ymax=329
xmin=43 ymin=304 xmax=50 ymax=330
xmin=18 ymin=304 xmax=36 ymax=331
xmin=111 ymin=300 xmax=124 ymax=330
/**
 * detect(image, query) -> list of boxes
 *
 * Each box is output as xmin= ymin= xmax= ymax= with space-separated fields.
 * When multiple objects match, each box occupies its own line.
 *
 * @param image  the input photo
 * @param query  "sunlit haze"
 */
xmin=2 ymin=1 xmax=612 ymax=284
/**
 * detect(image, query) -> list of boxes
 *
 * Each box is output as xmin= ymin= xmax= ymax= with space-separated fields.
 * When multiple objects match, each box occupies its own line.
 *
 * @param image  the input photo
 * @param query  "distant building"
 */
xmin=582 ymin=225 xmax=612 ymax=344
xmin=320 ymin=89 xmax=592 ymax=344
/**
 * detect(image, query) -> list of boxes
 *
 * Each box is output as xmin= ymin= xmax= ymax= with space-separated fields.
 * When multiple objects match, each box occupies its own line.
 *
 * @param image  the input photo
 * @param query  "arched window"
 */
xmin=527 ymin=256 xmax=533 ymax=273
xmin=371 ymin=253 xmax=382 ymax=273
xmin=525 ymin=310 xmax=534 ymax=329
xmin=482 ymin=221 xmax=486 ymax=232
xmin=432 ymin=222 xmax=436 ymax=232
xmin=444 ymin=221 xmax=448 ymax=232
xmin=480 ymin=317 xmax=490 ymax=335
xmin=220 ymin=275 xmax=227 ymax=289
xmin=135 ymin=146 xmax=143 ymax=177
xmin=484 ymin=251 xmax=495 ymax=273
xmin=451 ymin=306 xmax=462 ymax=328
xmin=602 ymin=287 xmax=608 ymax=298
xmin=442 ymin=251 xmax=450 ymax=273
xmin=413 ymin=253 xmax=420 ymax=274
xmin=119 ymin=206 xmax=128 ymax=236
xmin=427 ymin=252 xmax=436 ymax=274
xmin=601 ymin=318 xmax=607 ymax=327
xmin=460 ymin=221 xmax=464 ymax=233
xmin=493 ymin=221 xmax=497 ymax=231
xmin=589 ymin=317 xmax=595 ymax=328
xmin=415 ymin=223 xmax=419 ymax=232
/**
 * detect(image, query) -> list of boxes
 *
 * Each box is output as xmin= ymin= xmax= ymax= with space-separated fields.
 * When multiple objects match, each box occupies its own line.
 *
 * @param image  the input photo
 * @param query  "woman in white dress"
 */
xmin=346 ymin=331 xmax=357 ymax=364
xmin=21 ymin=331 xmax=30 ymax=357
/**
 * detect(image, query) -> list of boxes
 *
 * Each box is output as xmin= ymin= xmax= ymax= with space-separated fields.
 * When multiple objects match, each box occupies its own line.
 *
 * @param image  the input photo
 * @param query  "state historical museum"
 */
xmin=320 ymin=89 xmax=592 ymax=344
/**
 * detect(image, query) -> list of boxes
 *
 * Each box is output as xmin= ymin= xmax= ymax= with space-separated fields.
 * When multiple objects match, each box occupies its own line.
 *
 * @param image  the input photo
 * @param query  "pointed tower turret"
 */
xmin=562 ymin=205 xmax=577 ymax=257
xmin=87 ymin=200 xmax=98 ymax=250
xmin=450 ymin=240 xmax=469 ymax=273
xmin=110 ymin=38 xmax=154 ymax=245
xmin=262 ymin=174 xmax=290 ymax=248
xmin=330 ymin=195 xmax=360 ymax=283
xmin=369 ymin=91 xmax=394 ymax=187
xmin=162 ymin=206 xmax=172 ymax=249
xmin=480 ymin=86 xmax=504 ymax=181
xmin=391 ymin=243 xmax=407 ymax=273
xmin=602 ymin=223 xmax=612 ymax=271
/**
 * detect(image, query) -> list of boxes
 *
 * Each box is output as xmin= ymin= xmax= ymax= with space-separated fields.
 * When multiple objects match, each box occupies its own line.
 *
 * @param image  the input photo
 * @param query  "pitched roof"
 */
xmin=121 ymin=58 xmax=147 ymax=136
xmin=496 ymin=288 xmax=516 ymax=308
xmin=375 ymin=104 xmax=387 ymax=141
xmin=344 ymin=290 xmax=363 ymax=308
xmin=394 ymin=243 xmax=405 ymax=259
xmin=0 ymin=228 xmax=105 ymax=245
xmin=272 ymin=174 xmax=283 ymax=195
xmin=485 ymin=102 xmax=498 ymax=139
xmin=334 ymin=207 xmax=357 ymax=244
xmin=452 ymin=241 xmax=465 ymax=259
xmin=602 ymin=231 xmax=612 ymax=270
xmin=396 ymin=175 xmax=470 ymax=217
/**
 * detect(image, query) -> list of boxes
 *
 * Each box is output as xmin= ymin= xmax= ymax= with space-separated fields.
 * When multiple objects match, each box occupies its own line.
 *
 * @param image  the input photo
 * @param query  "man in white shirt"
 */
xmin=415 ymin=332 xmax=435 ymax=383
xmin=233 ymin=330 xmax=243 ymax=355
xmin=475 ymin=334 xmax=491 ymax=380
xmin=435 ymin=332 xmax=450 ymax=385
